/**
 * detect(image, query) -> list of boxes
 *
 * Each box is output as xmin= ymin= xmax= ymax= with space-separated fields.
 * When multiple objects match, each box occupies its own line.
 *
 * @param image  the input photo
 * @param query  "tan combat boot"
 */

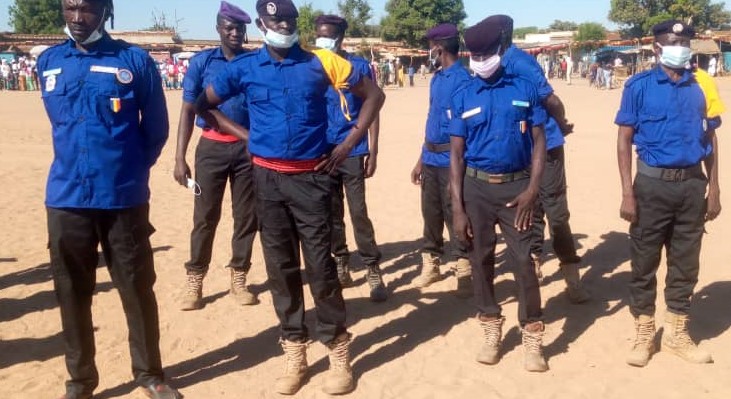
xmin=522 ymin=321 xmax=548 ymax=372
xmin=230 ymin=268 xmax=258 ymax=305
xmin=335 ymin=256 xmax=354 ymax=288
xmin=476 ymin=315 xmax=505 ymax=365
xmin=454 ymin=258 xmax=473 ymax=298
xmin=662 ymin=311 xmax=713 ymax=363
xmin=626 ymin=314 xmax=656 ymax=367
xmin=180 ymin=270 xmax=205 ymax=311
xmin=414 ymin=252 xmax=440 ymax=288
xmin=275 ymin=339 xmax=309 ymax=395
xmin=560 ymin=262 xmax=591 ymax=304
xmin=323 ymin=332 xmax=354 ymax=395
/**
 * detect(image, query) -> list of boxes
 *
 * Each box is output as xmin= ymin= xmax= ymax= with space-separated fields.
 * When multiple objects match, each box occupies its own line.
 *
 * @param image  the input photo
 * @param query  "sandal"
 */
xmin=141 ymin=383 xmax=182 ymax=399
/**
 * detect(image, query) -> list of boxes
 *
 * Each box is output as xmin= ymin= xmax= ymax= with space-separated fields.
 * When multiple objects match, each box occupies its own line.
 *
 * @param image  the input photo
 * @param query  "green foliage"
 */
xmin=548 ymin=20 xmax=579 ymax=31
xmin=609 ymin=0 xmax=731 ymax=37
xmin=337 ymin=0 xmax=373 ymax=37
xmin=380 ymin=0 xmax=467 ymax=47
xmin=513 ymin=26 xmax=539 ymax=39
xmin=8 ymin=0 xmax=64 ymax=34
xmin=575 ymin=22 xmax=607 ymax=41
xmin=297 ymin=2 xmax=324 ymax=46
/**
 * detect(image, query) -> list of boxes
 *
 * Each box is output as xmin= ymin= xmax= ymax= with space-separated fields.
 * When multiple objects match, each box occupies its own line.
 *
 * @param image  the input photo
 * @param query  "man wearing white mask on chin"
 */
xmin=616 ymin=20 xmax=722 ymax=368
xmin=38 ymin=0 xmax=179 ymax=398
xmin=449 ymin=16 xmax=548 ymax=372
xmin=195 ymin=0 xmax=385 ymax=395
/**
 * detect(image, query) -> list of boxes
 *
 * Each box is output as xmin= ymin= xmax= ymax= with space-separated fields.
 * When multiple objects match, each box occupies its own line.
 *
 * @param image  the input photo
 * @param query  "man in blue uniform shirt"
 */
xmin=486 ymin=14 xmax=589 ymax=304
xmin=174 ymin=1 xmax=258 ymax=311
xmin=450 ymin=17 xmax=549 ymax=373
xmin=195 ymin=0 xmax=385 ymax=394
xmin=314 ymin=14 xmax=387 ymax=303
xmin=410 ymin=23 xmax=473 ymax=297
xmin=38 ymin=1 xmax=180 ymax=398
xmin=616 ymin=20 xmax=721 ymax=368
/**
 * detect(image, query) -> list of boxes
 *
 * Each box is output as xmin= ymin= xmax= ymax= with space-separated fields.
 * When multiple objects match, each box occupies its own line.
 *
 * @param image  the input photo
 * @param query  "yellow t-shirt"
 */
xmin=313 ymin=48 xmax=354 ymax=121
xmin=694 ymin=68 xmax=726 ymax=118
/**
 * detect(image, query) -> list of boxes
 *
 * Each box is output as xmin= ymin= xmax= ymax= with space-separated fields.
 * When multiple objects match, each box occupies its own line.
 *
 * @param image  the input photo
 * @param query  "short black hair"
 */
xmin=434 ymin=36 xmax=460 ymax=55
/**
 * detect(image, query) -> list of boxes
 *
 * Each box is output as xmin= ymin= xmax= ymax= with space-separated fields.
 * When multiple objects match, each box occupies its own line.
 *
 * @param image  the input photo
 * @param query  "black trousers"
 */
xmin=530 ymin=146 xmax=579 ymax=262
xmin=254 ymin=166 xmax=347 ymax=344
xmin=629 ymin=173 xmax=707 ymax=317
xmin=463 ymin=176 xmax=543 ymax=326
xmin=330 ymin=155 xmax=381 ymax=266
xmin=421 ymin=164 xmax=469 ymax=259
xmin=186 ymin=137 xmax=257 ymax=273
xmin=47 ymin=204 xmax=164 ymax=396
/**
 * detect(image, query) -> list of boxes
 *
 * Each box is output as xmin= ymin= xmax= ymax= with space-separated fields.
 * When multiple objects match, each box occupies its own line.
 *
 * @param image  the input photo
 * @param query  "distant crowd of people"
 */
xmin=158 ymin=58 xmax=189 ymax=90
xmin=0 ymin=56 xmax=40 ymax=91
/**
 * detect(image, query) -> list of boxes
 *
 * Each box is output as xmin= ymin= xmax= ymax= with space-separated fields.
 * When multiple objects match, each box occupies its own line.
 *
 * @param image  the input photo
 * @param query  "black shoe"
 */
xmin=366 ymin=265 xmax=388 ymax=302
xmin=141 ymin=383 xmax=182 ymax=399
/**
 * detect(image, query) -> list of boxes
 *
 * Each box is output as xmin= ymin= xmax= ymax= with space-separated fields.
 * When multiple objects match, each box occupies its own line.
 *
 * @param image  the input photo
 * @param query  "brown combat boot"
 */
xmin=323 ymin=332 xmax=354 ymax=395
xmin=230 ymin=268 xmax=258 ymax=305
xmin=662 ymin=311 xmax=712 ymax=363
xmin=335 ymin=256 xmax=354 ymax=288
xmin=522 ymin=321 xmax=548 ymax=372
xmin=414 ymin=252 xmax=440 ymax=288
xmin=454 ymin=257 xmax=473 ymax=298
xmin=180 ymin=270 xmax=205 ymax=311
xmin=560 ymin=262 xmax=591 ymax=304
xmin=626 ymin=314 xmax=656 ymax=367
xmin=275 ymin=339 xmax=309 ymax=395
xmin=476 ymin=315 xmax=505 ymax=365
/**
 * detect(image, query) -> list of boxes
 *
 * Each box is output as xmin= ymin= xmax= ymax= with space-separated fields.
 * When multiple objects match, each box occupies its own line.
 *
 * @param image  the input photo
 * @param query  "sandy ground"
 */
xmin=1 ymin=73 xmax=730 ymax=399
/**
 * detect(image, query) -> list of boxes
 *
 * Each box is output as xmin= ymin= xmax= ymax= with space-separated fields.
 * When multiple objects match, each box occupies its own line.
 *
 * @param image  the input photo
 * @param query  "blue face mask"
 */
xmin=315 ymin=37 xmax=338 ymax=51
xmin=657 ymin=43 xmax=692 ymax=69
xmin=258 ymin=25 xmax=299 ymax=49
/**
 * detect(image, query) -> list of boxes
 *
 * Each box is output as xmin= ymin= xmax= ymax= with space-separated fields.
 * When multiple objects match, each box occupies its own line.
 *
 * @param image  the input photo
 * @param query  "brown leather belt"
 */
xmin=424 ymin=142 xmax=451 ymax=152
xmin=637 ymin=159 xmax=704 ymax=182
xmin=466 ymin=167 xmax=530 ymax=184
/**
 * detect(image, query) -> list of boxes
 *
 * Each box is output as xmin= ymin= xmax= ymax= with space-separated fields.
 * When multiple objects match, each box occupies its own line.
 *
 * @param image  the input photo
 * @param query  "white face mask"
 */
xmin=258 ymin=24 xmax=299 ymax=49
xmin=64 ymin=7 xmax=107 ymax=46
xmin=315 ymin=37 xmax=338 ymax=51
xmin=470 ymin=54 xmax=502 ymax=79
xmin=656 ymin=43 xmax=692 ymax=69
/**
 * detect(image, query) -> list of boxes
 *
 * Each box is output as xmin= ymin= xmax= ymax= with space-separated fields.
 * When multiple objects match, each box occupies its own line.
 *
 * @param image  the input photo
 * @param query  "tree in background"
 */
xmin=609 ymin=0 xmax=731 ymax=37
xmin=297 ymin=2 xmax=324 ymax=46
xmin=380 ymin=0 xmax=467 ymax=47
xmin=338 ymin=0 xmax=373 ymax=37
xmin=548 ymin=19 xmax=579 ymax=31
xmin=513 ymin=26 xmax=539 ymax=39
xmin=575 ymin=22 xmax=607 ymax=41
xmin=8 ymin=0 xmax=64 ymax=34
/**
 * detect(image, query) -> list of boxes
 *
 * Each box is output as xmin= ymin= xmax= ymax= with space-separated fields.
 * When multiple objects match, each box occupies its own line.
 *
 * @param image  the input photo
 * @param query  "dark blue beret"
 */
xmin=652 ymin=20 xmax=695 ymax=38
xmin=426 ymin=23 xmax=459 ymax=41
xmin=486 ymin=14 xmax=513 ymax=36
xmin=219 ymin=1 xmax=251 ymax=24
xmin=256 ymin=0 xmax=299 ymax=19
xmin=315 ymin=15 xmax=348 ymax=31
xmin=464 ymin=17 xmax=504 ymax=54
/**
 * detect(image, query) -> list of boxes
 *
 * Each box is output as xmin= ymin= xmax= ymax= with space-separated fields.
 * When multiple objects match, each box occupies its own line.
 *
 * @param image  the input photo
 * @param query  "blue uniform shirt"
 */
xmin=422 ymin=62 xmax=472 ymax=167
xmin=212 ymin=44 xmax=363 ymax=160
xmin=615 ymin=67 xmax=711 ymax=168
xmin=449 ymin=73 xmax=548 ymax=173
xmin=183 ymin=47 xmax=250 ymax=131
xmin=326 ymin=52 xmax=371 ymax=157
xmin=502 ymin=44 xmax=565 ymax=150
xmin=37 ymin=35 xmax=168 ymax=209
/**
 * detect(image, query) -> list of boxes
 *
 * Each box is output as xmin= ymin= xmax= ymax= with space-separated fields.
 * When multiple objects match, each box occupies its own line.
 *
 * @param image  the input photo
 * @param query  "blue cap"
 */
xmin=256 ymin=0 xmax=299 ymax=19
xmin=652 ymin=20 xmax=695 ymax=38
xmin=315 ymin=14 xmax=349 ymax=32
xmin=464 ymin=17 xmax=505 ymax=54
xmin=219 ymin=1 xmax=251 ymax=24
xmin=425 ymin=23 xmax=459 ymax=41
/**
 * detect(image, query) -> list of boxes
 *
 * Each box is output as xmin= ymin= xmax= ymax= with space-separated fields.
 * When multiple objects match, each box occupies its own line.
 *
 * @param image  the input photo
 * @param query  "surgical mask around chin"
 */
xmin=64 ymin=8 xmax=107 ymax=45
xmin=315 ymin=37 xmax=338 ymax=51
xmin=259 ymin=26 xmax=299 ymax=49
xmin=470 ymin=54 xmax=502 ymax=79
xmin=657 ymin=43 xmax=692 ymax=69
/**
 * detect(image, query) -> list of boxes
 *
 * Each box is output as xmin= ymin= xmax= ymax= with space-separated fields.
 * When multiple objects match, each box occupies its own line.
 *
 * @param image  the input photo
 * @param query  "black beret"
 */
xmin=256 ymin=0 xmax=298 ymax=19
xmin=315 ymin=14 xmax=348 ymax=32
xmin=486 ymin=14 xmax=513 ymax=36
xmin=652 ymin=20 xmax=695 ymax=38
xmin=464 ymin=17 xmax=504 ymax=54
xmin=425 ymin=23 xmax=459 ymax=41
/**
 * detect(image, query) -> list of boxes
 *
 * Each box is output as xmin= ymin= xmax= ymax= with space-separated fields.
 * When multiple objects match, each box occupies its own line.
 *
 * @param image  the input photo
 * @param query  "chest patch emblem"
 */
xmin=116 ymin=69 xmax=134 ymax=84
xmin=45 ymin=74 xmax=57 ymax=92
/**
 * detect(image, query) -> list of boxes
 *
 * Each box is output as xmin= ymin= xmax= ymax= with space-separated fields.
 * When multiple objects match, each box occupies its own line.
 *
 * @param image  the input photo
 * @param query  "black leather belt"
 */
xmin=466 ymin=167 xmax=530 ymax=184
xmin=424 ymin=142 xmax=451 ymax=152
xmin=637 ymin=159 xmax=704 ymax=182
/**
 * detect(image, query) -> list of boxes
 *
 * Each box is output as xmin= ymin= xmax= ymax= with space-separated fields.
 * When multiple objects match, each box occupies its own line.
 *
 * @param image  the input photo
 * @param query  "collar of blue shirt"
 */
xmin=256 ymin=43 xmax=309 ymax=66
xmin=653 ymin=65 xmax=692 ymax=85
